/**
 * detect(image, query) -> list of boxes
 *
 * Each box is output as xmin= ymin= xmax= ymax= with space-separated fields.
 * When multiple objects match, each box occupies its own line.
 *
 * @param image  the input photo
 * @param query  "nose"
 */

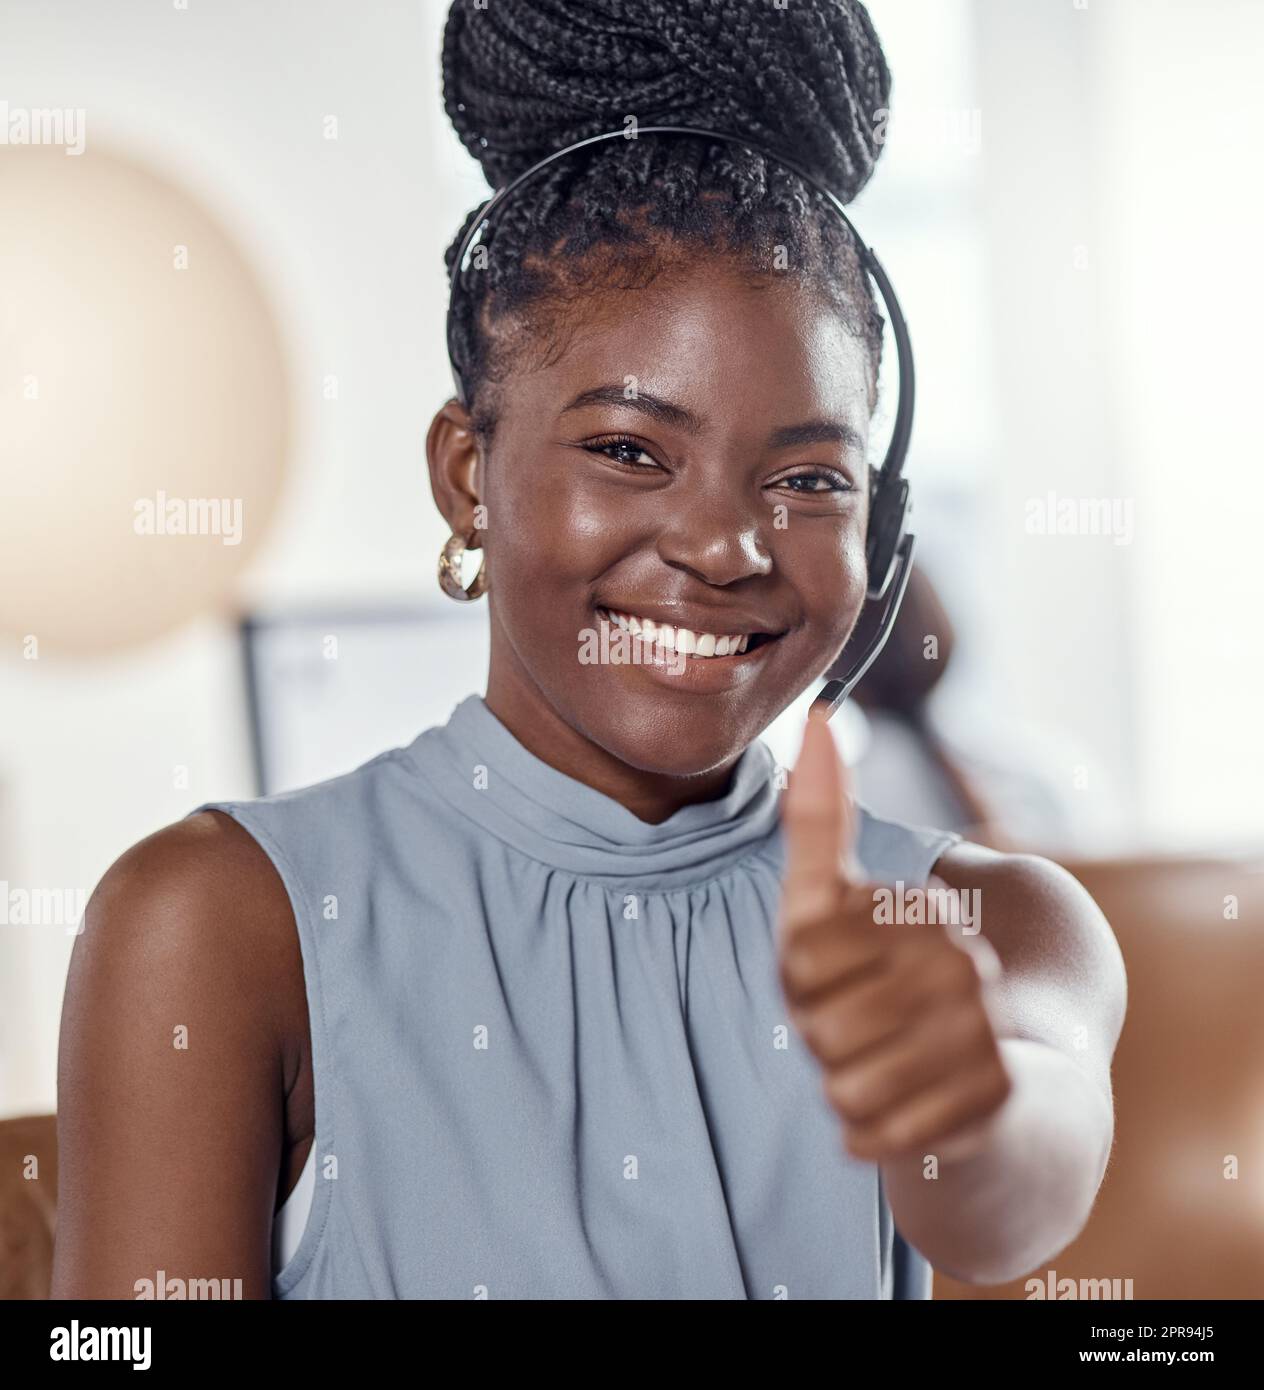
xmin=653 ymin=480 xmax=775 ymax=587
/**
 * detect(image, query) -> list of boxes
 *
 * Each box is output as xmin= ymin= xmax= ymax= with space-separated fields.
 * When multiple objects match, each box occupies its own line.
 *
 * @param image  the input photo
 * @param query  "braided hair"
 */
xmin=441 ymin=0 xmax=892 ymax=448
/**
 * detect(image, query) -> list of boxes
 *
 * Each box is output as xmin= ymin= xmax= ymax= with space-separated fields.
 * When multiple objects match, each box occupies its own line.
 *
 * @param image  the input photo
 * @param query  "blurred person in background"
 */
xmin=847 ymin=565 xmax=1118 ymax=856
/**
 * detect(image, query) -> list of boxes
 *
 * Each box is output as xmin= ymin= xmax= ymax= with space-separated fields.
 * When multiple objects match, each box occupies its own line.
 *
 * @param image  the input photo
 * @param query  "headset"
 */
xmin=446 ymin=124 xmax=916 ymax=721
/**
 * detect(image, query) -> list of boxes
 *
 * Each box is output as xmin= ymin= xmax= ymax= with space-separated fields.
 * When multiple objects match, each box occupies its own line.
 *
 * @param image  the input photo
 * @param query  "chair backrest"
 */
xmin=0 ymin=1113 xmax=57 ymax=1300
xmin=934 ymin=854 xmax=1264 ymax=1299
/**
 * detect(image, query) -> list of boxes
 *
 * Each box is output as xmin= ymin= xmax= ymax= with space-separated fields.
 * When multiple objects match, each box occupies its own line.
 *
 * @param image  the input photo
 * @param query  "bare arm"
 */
xmin=879 ymin=846 xmax=1127 ymax=1284
xmin=50 ymin=811 xmax=305 ymax=1299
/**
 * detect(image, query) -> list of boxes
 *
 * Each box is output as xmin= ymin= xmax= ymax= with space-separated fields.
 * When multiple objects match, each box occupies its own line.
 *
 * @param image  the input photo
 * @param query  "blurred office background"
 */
xmin=2 ymin=0 xmax=1262 ymax=1297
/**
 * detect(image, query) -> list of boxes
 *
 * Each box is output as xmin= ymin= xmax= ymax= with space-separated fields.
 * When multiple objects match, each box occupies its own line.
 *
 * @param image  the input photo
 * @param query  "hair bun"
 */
xmin=442 ymin=0 xmax=891 ymax=201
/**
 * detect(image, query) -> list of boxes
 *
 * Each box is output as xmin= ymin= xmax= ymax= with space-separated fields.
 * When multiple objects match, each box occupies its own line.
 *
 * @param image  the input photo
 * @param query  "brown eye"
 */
xmin=584 ymin=437 xmax=660 ymax=469
xmin=777 ymin=471 xmax=852 ymax=494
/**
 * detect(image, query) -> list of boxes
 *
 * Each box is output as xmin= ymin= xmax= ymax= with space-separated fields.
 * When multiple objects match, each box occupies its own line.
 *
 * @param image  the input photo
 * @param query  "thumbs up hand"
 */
xmin=778 ymin=712 xmax=1011 ymax=1164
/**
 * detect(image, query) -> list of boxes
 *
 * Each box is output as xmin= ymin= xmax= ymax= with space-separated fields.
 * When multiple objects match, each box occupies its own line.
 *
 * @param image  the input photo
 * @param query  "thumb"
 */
xmin=780 ymin=710 xmax=863 ymax=941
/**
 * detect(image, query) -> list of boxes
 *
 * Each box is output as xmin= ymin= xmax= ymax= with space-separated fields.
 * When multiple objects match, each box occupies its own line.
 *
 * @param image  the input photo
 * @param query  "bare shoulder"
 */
xmin=90 ymin=807 xmax=284 ymax=910
xmin=66 ymin=811 xmax=306 ymax=1071
xmin=929 ymin=839 xmax=1128 ymax=1087
xmin=52 ymin=811 xmax=307 ymax=1298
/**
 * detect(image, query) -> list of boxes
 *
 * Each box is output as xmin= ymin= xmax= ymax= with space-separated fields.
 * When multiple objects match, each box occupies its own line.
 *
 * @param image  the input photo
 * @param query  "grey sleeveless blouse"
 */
xmin=193 ymin=694 xmax=959 ymax=1300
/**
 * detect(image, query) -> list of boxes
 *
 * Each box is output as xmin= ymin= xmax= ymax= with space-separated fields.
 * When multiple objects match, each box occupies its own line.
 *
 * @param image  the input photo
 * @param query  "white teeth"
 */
xmin=599 ymin=609 xmax=756 ymax=660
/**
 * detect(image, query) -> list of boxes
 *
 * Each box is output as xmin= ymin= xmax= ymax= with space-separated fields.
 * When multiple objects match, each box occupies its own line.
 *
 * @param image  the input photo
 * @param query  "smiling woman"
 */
xmin=51 ymin=0 xmax=1125 ymax=1303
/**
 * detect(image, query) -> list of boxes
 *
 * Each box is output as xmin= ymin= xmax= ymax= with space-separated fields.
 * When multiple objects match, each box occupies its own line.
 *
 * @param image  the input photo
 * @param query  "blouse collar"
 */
xmin=404 ymin=694 xmax=783 ymax=890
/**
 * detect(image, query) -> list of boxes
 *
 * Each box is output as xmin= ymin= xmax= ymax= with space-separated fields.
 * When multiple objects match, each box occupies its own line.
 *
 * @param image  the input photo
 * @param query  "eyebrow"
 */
xmin=559 ymin=383 xmax=865 ymax=452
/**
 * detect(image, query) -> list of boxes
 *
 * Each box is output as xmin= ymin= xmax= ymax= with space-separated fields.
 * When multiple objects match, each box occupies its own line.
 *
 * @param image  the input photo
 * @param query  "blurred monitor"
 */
xmin=241 ymin=604 xmax=491 ymax=796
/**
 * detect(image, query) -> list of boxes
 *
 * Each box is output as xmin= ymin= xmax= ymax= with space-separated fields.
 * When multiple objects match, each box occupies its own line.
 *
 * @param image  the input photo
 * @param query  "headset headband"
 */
xmin=447 ymin=123 xmax=913 ymax=492
xmin=444 ymin=123 xmax=917 ymax=719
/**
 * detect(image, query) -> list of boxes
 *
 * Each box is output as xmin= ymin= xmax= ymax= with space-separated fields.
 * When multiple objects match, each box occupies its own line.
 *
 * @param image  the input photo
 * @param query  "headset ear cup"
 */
xmin=865 ymin=478 xmax=911 ymax=600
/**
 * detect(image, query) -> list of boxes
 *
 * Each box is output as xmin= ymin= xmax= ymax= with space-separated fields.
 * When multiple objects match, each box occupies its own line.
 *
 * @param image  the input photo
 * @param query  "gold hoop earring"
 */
xmin=438 ymin=530 xmax=487 ymax=602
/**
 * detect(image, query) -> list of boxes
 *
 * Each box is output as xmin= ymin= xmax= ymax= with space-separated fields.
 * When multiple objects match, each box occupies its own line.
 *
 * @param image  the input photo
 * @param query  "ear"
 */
xmin=426 ymin=399 xmax=485 ymax=549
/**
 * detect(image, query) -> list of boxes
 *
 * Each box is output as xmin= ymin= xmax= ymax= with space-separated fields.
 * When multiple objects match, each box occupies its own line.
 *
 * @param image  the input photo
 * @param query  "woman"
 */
xmin=51 ymin=0 xmax=1125 ymax=1300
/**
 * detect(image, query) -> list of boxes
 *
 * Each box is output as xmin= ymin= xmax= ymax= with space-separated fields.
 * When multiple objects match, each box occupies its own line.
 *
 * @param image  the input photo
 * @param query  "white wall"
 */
xmin=864 ymin=0 xmax=1264 ymax=851
xmin=0 ymin=0 xmax=481 ymax=1115
xmin=1088 ymin=0 xmax=1264 ymax=849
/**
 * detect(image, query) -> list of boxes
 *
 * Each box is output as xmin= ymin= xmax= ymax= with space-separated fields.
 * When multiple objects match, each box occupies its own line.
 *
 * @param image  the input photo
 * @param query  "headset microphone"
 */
xmin=446 ymin=124 xmax=917 ymax=720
